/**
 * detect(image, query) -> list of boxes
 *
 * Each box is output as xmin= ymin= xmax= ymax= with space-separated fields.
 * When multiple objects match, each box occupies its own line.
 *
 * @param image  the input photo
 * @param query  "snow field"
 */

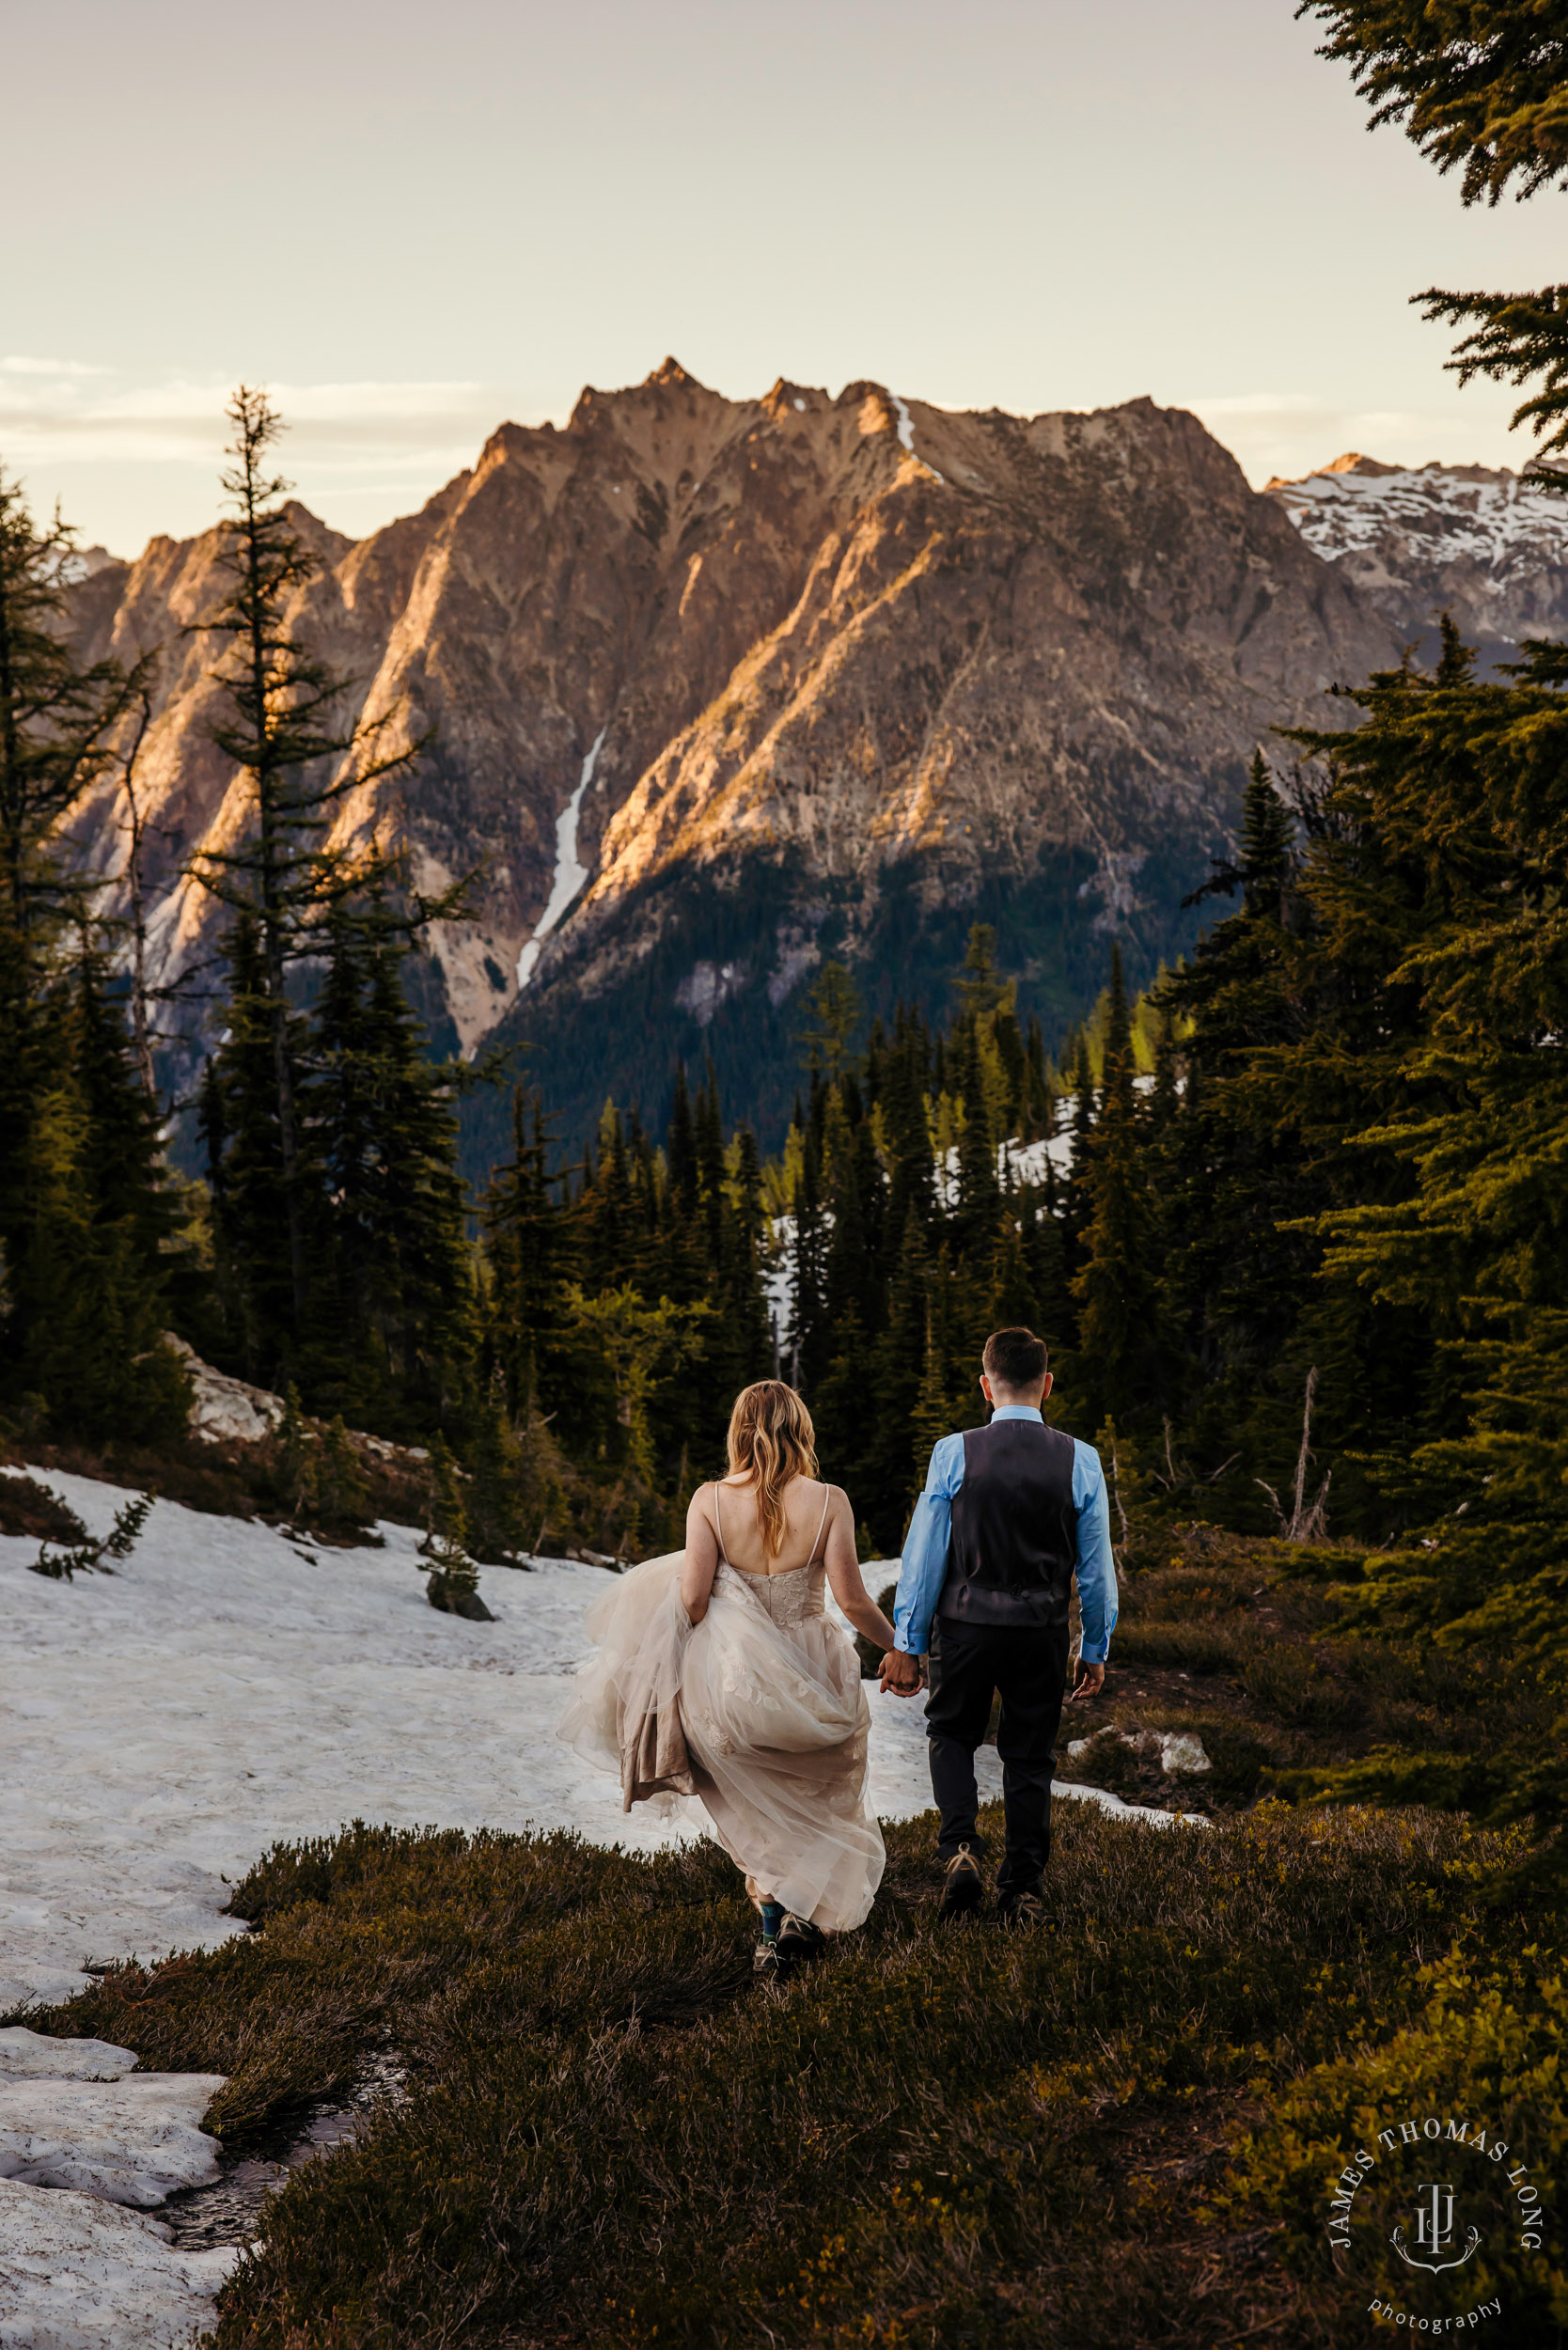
xmin=0 ymin=2030 xmax=238 ymax=2350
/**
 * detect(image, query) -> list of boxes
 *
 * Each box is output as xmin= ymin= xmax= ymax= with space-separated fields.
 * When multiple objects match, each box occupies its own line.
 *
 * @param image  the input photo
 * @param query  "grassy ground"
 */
xmin=18 ymin=1803 xmax=1564 ymax=2349
xmin=1052 ymin=1520 xmax=1550 ymax=1817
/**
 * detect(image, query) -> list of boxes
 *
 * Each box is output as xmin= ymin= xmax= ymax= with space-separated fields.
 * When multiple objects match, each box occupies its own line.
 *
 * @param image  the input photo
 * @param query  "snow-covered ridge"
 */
xmin=1269 ymin=454 xmax=1568 ymax=572
xmin=1265 ymin=452 xmax=1568 ymax=651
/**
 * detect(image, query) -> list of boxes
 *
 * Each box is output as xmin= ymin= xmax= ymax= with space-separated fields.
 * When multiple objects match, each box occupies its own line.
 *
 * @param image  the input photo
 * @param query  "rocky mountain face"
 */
xmin=1265 ymin=451 xmax=1568 ymax=670
xmin=65 ymin=363 xmax=1398 ymax=1164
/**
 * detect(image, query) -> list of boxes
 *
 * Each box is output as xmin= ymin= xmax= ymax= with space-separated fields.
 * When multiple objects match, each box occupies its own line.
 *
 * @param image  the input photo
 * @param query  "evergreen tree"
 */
xmin=201 ymin=911 xmax=305 ymax=1380
xmin=1289 ymin=629 xmax=1568 ymax=1870
xmin=797 ymin=960 xmax=861 ymax=1080
xmin=190 ymin=388 xmax=431 ymax=1342
xmin=0 ymin=477 xmax=189 ymax=1442
xmin=789 ymin=1126 xmax=827 ymax=1391
xmin=484 ymin=1089 xmax=570 ymax=1418
xmin=0 ymin=471 xmax=133 ymax=940
xmin=1070 ymin=945 xmax=1167 ymax=1434
xmin=422 ymin=1434 xmax=489 ymax=1617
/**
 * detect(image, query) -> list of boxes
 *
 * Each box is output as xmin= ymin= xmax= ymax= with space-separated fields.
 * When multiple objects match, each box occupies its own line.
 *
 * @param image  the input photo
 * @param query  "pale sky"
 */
xmin=7 ymin=0 xmax=1563 ymax=556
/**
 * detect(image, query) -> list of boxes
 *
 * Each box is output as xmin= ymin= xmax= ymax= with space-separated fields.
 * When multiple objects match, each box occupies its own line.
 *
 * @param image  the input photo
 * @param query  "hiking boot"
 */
xmin=754 ymin=1899 xmax=785 ymax=1978
xmin=938 ymin=1845 xmax=985 ymax=1919
xmin=776 ymin=1913 xmax=825 ymax=1972
xmin=996 ymin=1884 xmax=1046 ymax=1928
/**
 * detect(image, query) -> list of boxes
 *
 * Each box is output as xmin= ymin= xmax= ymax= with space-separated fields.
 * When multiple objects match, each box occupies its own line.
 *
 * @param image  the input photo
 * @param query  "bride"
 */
xmin=559 ymin=1380 xmax=902 ymax=1974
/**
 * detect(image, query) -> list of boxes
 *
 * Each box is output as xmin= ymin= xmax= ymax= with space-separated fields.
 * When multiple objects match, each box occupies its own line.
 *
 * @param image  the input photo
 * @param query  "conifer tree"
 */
xmin=789 ymin=1127 xmax=827 ymax=1391
xmin=0 ymin=477 xmax=190 ymax=1441
xmin=1071 ymin=945 xmax=1166 ymax=1434
xmin=0 ymin=472 xmax=134 ymax=941
xmin=273 ymin=1383 xmax=317 ymax=1522
xmin=1304 ymin=8 xmax=1568 ymax=492
xmin=797 ymin=961 xmax=860 ymax=1080
xmin=422 ymin=1434 xmax=489 ymax=1616
xmin=484 ymin=1089 xmax=570 ymax=1418
xmin=190 ymin=388 xmax=431 ymax=1340
xmin=1288 ymin=627 xmax=1568 ymax=1868
xmin=317 ymin=1416 xmax=370 ymax=1531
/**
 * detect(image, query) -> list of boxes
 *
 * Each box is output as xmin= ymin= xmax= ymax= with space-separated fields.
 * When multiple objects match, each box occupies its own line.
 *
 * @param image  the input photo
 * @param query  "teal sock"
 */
xmin=759 ymin=1901 xmax=784 ymax=1942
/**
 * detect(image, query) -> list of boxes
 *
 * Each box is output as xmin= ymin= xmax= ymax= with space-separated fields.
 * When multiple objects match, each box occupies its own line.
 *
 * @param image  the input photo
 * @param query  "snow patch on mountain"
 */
xmin=891 ymin=395 xmax=945 ymax=484
xmin=516 ymin=725 xmax=607 ymax=992
xmin=1271 ymin=456 xmax=1567 ymax=572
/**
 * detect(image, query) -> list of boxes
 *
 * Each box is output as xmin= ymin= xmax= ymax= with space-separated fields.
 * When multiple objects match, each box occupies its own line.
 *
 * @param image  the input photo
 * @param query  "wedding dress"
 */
xmin=558 ymin=1485 xmax=886 ymax=1931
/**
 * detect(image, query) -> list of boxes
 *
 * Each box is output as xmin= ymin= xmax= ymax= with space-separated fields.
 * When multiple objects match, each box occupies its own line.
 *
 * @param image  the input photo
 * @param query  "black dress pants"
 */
xmin=925 ymin=1617 xmax=1071 ymax=1893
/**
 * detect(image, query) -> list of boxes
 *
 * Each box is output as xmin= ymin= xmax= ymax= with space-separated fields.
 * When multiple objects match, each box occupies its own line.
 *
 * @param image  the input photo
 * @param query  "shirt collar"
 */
xmin=990 ymin=1404 xmax=1044 ymax=1423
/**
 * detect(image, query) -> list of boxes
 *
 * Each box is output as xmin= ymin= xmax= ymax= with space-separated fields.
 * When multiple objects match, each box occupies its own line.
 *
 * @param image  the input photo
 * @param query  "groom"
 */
xmin=881 ymin=1326 xmax=1117 ymax=1924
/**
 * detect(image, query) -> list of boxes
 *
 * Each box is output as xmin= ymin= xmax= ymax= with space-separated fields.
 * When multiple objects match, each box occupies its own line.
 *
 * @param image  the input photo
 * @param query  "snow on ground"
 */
xmin=0 ymin=2032 xmax=224 ymax=2203
xmin=0 ymin=2175 xmax=239 ymax=2350
xmin=515 ymin=726 xmax=607 ymax=992
xmin=0 ymin=2031 xmax=239 ymax=2350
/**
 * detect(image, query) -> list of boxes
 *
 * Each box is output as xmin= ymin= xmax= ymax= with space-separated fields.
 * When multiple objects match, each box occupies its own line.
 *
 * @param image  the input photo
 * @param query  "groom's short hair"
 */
xmin=983 ymin=1326 xmax=1048 ymax=1392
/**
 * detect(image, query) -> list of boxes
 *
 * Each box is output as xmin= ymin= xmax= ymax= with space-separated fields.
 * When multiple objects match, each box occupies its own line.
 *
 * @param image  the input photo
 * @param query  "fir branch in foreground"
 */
xmin=1299 ymin=1 xmax=1568 ymax=207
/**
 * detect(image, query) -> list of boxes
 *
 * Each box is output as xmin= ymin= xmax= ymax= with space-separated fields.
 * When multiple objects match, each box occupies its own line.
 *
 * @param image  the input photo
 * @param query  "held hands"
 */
xmin=879 ymin=1648 xmax=923 ymax=1698
xmin=1067 ymin=1657 xmax=1105 ymax=1703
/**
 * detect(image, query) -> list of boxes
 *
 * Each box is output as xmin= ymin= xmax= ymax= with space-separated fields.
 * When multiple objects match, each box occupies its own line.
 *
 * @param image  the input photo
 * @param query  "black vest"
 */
xmin=938 ymin=1418 xmax=1078 ymax=1629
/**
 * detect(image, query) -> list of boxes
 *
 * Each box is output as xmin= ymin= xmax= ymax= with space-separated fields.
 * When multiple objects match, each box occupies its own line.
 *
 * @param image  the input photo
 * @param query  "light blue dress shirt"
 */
xmin=892 ymin=1406 xmax=1118 ymax=1662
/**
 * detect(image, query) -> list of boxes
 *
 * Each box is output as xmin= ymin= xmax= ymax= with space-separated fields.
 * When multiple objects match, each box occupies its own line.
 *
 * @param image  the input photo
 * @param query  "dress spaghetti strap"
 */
xmin=808 ymin=1482 xmax=833 ymax=1565
xmin=712 ymin=1480 xmax=730 ymax=1564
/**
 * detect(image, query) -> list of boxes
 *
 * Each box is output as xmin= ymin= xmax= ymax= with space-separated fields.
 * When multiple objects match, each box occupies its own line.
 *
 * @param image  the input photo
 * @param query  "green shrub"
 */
xmin=1240 ymin=1641 xmax=1364 ymax=1731
xmin=1111 ymin=1619 xmax=1247 ymax=1675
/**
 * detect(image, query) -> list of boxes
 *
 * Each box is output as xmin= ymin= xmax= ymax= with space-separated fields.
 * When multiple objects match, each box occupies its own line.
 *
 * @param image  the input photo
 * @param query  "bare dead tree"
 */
xmin=1256 ymin=1367 xmax=1332 ymax=1543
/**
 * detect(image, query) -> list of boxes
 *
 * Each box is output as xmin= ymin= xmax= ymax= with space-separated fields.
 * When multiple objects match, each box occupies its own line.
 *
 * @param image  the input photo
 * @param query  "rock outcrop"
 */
xmin=65 ymin=365 xmax=1400 ymax=1157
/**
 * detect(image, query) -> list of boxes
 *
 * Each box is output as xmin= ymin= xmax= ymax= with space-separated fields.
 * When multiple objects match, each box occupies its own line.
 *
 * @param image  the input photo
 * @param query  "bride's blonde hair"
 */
xmin=726 ymin=1381 xmax=819 ymax=1557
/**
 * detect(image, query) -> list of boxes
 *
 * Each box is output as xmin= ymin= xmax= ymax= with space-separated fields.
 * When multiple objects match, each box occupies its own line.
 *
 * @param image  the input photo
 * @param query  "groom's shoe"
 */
xmin=776 ymin=1913 xmax=825 ymax=1974
xmin=996 ymin=1884 xmax=1046 ymax=1928
xmin=938 ymin=1845 xmax=986 ymax=1919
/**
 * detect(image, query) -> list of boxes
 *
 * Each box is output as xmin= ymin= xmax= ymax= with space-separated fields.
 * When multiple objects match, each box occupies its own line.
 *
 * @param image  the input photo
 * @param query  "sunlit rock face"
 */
xmin=1266 ymin=450 xmax=1568 ymax=671
xmin=65 ymin=364 xmax=1397 ymax=1160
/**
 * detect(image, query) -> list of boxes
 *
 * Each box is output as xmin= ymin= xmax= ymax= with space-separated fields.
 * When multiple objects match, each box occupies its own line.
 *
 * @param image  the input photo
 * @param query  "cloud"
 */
xmin=0 ymin=367 xmax=512 ymax=480
xmin=0 ymin=355 xmax=111 ymax=378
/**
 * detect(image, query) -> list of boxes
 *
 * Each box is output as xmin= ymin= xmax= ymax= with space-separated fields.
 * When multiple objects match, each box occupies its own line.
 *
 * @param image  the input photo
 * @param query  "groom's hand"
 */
xmin=880 ymin=1649 xmax=922 ymax=1697
xmin=1068 ymin=1659 xmax=1105 ymax=1702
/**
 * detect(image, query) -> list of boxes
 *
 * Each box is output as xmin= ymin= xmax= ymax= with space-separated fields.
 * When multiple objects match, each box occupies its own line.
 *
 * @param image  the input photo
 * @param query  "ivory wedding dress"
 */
xmin=558 ymin=1485 xmax=886 ymax=1931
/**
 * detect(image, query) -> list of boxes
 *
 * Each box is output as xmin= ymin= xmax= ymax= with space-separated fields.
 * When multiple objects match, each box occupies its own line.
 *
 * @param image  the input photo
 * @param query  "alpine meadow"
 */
xmin=2 ymin=5 xmax=1567 ymax=2347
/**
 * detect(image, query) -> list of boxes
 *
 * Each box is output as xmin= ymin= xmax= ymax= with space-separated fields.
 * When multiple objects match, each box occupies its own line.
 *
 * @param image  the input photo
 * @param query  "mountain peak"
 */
xmin=1263 ymin=451 xmax=1407 ymax=491
xmin=644 ymin=356 xmax=702 ymax=390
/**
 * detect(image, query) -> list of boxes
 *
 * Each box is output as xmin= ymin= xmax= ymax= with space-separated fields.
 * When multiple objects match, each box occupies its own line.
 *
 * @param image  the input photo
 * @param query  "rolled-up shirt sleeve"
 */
xmin=893 ymin=1433 xmax=965 ymax=1655
xmin=1072 ymin=1439 xmax=1118 ymax=1663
